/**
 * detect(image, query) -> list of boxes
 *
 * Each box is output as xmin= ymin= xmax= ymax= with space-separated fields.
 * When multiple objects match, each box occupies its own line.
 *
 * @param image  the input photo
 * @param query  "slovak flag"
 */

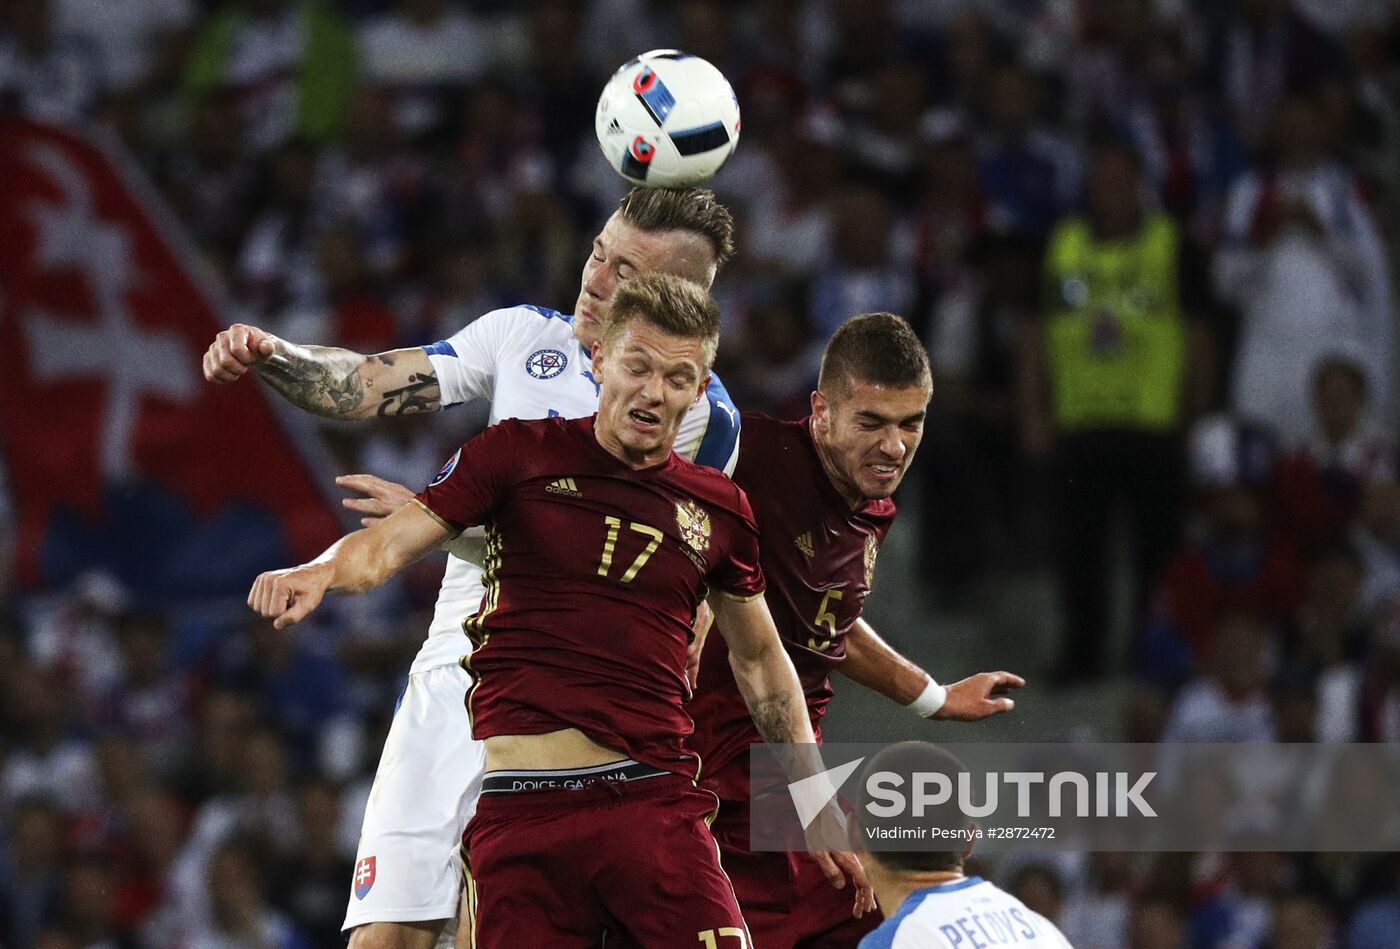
xmin=0 ymin=119 xmax=342 ymax=596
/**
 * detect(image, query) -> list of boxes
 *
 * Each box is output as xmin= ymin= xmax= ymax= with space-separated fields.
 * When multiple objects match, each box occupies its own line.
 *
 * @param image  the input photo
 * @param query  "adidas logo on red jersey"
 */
xmin=794 ymin=532 xmax=814 ymax=558
xmin=546 ymin=478 xmax=582 ymax=497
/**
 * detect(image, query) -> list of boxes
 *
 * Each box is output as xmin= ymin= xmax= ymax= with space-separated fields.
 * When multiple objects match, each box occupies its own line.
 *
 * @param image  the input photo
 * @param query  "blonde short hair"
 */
xmin=603 ymin=272 xmax=721 ymax=369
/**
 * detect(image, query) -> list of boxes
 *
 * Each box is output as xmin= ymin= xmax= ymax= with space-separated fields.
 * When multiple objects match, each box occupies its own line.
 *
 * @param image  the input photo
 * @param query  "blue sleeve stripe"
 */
xmin=423 ymin=340 xmax=457 ymax=357
xmin=857 ymin=921 xmax=899 ymax=949
xmin=695 ymin=373 xmax=740 ymax=472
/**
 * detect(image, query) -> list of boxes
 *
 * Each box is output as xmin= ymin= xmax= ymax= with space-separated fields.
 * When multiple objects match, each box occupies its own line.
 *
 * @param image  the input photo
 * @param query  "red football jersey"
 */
xmin=414 ymin=415 xmax=764 ymax=779
xmin=689 ymin=414 xmax=896 ymax=800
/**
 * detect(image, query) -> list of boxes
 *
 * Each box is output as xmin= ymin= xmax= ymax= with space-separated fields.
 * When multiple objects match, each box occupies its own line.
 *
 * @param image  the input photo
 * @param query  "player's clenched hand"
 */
xmin=203 ymin=323 xmax=278 ymax=384
xmin=933 ymin=671 xmax=1025 ymax=721
xmin=337 ymin=474 xmax=416 ymax=527
xmin=248 ymin=563 xmax=333 ymax=629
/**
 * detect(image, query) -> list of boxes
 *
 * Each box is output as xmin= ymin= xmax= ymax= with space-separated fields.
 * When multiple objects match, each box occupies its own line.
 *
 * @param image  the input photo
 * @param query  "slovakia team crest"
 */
xmin=353 ymin=856 xmax=376 ymax=899
xmin=526 ymin=348 xmax=568 ymax=379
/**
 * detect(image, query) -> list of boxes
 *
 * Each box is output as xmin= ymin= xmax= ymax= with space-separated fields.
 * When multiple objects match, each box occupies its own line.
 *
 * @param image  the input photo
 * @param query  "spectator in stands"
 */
xmin=1142 ymin=415 xmax=1302 ymax=688
xmin=51 ymin=0 xmax=193 ymax=97
xmin=843 ymin=60 xmax=929 ymax=200
xmin=159 ymin=91 xmax=259 ymax=273
xmin=1203 ymin=0 xmax=1348 ymax=147
xmin=215 ymin=620 xmax=347 ymax=770
xmin=1348 ymin=860 xmax=1400 ymax=948
xmin=1059 ymin=851 xmax=1136 ymax=948
xmin=100 ymin=613 xmax=193 ymax=775
xmin=357 ymin=0 xmax=488 ymax=139
xmin=723 ymin=278 xmax=822 ymax=420
xmin=1353 ymin=477 xmax=1400 ymax=615
xmin=1332 ymin=613 xmax=1400 ymax=742
xmin=272 ymin=779 xmax=354 ymax=945
xmin=742 ymin=112 xmax=842 ymax=278
xmin=310 ymin=87 xmax=427 ymax=282
xmin=56 ymin=856 xmax=137 ymax=949
xmin=1111 ymin=28 xmax=1245 ymax=243
xmin=1273 ymin=892 xmax=1338 ymax=949
xmin=1 ymin=663 xmax=101 ymax=815
xmin=0 ymin=0 xmax=105 ymax=122
xmin=1187 ymin=851 xmax=1291 ymax=948
xmin=1008 ymin=862 xmax=1067 ymax=926
xmin=1022 ymin=142 xmax=1211 ymax=683
xmin=1274 ymin=355 xmax=1395 ymax=552
xmin=183 ymin=0 xmax=356 ymax=153
xmin=1343 ymin=17 xmax=1400 ymax=277
xmin=807 ymin=182 xmax=917 ymax=339
xmin=976 ymin=62 xmax=1078 ymax=239
xmin=235 ymin=138 xmax=321 ymax=330
xmin=1215 ymin=94 xmax=1395 ymax=444
xmin=27 ymin=571 xmax=129 ymax=710
xmin=1286 ymin=544 xmax=1370 ymax=674
xmin=183 ymin=836 xmax=308 ymax=949
xmin=1128 ymin=896 xmax=1188 ymax=949
xmin=922 ymin=232 xmax=1040 ymax=599
xmin=1162 ymin=611 xmax=1276 ymax=742
xmin=0 ymin=796 xmax=65 ymax=949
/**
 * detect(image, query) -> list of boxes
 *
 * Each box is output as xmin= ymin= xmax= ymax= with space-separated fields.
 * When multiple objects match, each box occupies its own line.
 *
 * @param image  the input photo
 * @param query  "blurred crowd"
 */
xmin=3 ymin=0 xmax=1400 ymax=946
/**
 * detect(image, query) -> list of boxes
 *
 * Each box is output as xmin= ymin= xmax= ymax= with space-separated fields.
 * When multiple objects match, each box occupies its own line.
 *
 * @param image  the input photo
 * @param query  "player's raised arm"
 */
xmin=202 ymin=322 xmax=441 ymax=420
xmin=839 ymin=618 xmax=1025 ymax=721
xmin=248 ymin=502 xmax=454 ymax=629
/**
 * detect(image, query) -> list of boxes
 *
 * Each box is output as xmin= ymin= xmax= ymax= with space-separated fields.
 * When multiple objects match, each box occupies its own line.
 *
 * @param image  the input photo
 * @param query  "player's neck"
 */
xmin=810 ymin=428 xmax=864 ymax=510
xmin=880 ymin=869 xmax=967 ymax=915
xmin=594 ymin=423 xmax=670 ymax=470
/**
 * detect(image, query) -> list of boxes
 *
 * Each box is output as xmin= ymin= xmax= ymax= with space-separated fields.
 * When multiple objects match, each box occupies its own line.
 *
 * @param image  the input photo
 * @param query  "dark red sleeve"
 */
xmin=414 ymin=421 xmax=519 ymax=530
xmin=708 ymin=487 xmax=765 ymax=600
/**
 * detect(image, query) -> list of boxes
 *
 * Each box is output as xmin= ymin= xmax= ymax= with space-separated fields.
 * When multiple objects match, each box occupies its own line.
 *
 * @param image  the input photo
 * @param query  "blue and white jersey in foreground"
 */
xmin=411 ymin=303 xmax=741 ymax=674
xmin=860 ymin=877 xmax=1073 ymax=949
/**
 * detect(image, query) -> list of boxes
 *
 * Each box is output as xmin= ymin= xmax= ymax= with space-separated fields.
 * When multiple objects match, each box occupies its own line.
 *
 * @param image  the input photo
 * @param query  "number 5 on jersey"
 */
xmin=597 ymin=516 xmax=664 ymax=583
xmin=808 ymin=588 xmax=844 ymax=651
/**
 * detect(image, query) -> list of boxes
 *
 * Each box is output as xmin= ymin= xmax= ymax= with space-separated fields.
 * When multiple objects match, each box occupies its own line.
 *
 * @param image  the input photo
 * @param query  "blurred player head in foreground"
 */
xmin=592 ymin=271 xmax=721 ymax=467
xmin=574 ymin=187 xmax=735 ymax=349
xmin=853 ymin=741 xmax=974 ymax=881
xmin=812 ymin=313 xmax=932 ymax=506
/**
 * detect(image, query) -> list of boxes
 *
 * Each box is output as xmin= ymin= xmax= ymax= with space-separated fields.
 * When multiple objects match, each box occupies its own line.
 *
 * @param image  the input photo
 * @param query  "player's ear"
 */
xmin=694 ymin=372 xmax=712 ymax=405
xmin=591 ymin=341 xmax=605 ymax=378
xmin=962 ymin=823 xmax=978 ymax=861
xmin=810 ymin=390 xmax=829 ymax=431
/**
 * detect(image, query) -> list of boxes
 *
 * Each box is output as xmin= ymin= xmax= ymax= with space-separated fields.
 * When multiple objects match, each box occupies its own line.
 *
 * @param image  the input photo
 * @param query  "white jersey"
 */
xmin=860 ymin=877 xmax=1074 ymax=949
xmin=413 ymin=304 xmax=741 ymax=673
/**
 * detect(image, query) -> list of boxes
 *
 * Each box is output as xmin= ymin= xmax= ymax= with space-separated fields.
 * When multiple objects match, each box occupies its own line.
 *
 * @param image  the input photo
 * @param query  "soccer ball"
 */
xmin=595 ymin=50 xmax=741 ymax=188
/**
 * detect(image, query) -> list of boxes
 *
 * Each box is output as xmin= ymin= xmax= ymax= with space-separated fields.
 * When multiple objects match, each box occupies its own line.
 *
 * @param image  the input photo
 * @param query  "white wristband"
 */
xmin=907 ymin=676 xmax=948 ymax=718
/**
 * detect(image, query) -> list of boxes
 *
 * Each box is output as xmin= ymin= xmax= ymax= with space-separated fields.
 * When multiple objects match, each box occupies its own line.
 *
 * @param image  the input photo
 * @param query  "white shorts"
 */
xmin=343 ymin=663 xmax=486 ymax=931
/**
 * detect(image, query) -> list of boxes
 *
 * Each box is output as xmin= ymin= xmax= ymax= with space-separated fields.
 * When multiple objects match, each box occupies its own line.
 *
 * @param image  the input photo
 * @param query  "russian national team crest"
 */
xmin=864 ymin=535 xmax=879 ymax=588
xmin=526 ymin=348 xmax=568 ymax=379
xmin=353 ymin=856 xmax=376 ymax=900
xmin=430 ymin=449 xmax=461 ymax=487
xmin=675 ymin=501 xmax=711 ymax=554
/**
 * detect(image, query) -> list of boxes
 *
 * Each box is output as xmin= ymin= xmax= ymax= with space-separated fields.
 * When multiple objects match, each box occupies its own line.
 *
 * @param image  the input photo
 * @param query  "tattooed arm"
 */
xmin=202 ymin=323 xmax=441 ymax=420
xmin=709 ymin=592 xmax=875 ymax=910
xmin=707 ymin=593 xmax=814 ymax=746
